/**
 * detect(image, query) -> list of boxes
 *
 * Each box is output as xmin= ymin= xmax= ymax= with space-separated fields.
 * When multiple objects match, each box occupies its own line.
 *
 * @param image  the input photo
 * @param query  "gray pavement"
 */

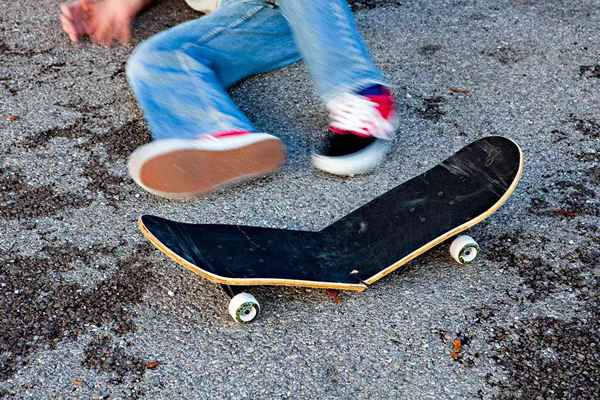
xmin=1 ymin=0 xmax=599 ymax=399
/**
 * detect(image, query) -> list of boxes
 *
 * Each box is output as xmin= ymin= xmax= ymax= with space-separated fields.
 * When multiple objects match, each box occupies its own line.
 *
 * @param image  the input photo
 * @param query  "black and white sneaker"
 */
xmin=312 ymin=86 xmax=398 ymax=176
xmin=312 ymin=133 xmax=391 ymax=176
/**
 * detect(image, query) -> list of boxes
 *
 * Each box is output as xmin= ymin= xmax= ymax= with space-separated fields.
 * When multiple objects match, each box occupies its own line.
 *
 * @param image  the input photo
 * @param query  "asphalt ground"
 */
xmin=1 ymin=0 xmax=599 ymax=398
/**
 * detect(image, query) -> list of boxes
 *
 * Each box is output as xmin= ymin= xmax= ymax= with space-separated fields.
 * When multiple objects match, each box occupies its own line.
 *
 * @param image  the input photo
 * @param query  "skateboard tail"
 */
xmin=138 ymin=217 xmax=368 ymax=292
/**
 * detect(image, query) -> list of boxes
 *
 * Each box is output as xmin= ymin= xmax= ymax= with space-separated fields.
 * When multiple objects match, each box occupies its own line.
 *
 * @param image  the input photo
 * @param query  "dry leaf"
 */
xmin=146 ymin=360 xmax=160 ymax=369
xmin=450 ymin=338 xmax=462 ymax=360
xmin=552 ymin=209 xmax=577 ymax=218
xmin=326 ymin=289 xmax=342 ymax=304
xmin=5 ymin=115 xmax=18 ymax=122
xmin=72 ymin=379 xmax=82 ymax=386
xmin=448 ymin=87 xmax=471 ymax=96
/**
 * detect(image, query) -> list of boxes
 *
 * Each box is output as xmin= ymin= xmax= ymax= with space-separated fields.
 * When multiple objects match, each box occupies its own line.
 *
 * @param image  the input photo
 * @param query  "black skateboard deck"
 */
xmin=139 ymin=136 xmax=523 ymax=293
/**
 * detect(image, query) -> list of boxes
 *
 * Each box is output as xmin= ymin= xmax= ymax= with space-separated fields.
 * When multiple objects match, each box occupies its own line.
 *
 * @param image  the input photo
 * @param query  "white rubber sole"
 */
xmin=311 ymin=139 xmax=391 ymax=177
xmin=128 ymin=133 xmax=285 ymax=199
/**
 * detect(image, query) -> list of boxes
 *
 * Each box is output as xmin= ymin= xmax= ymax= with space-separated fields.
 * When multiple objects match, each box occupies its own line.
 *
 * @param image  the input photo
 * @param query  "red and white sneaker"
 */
xmin=312 ymin=86 xmax=398 ymax=176
xmin=128 ymin=131 xmax=285 ymax=199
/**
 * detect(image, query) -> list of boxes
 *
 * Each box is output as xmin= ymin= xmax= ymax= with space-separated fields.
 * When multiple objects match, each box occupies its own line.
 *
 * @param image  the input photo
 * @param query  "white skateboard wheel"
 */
xmin=228 ymin=292 xmax=260 ymax=323
xmin=450 ymin=235 xmax=479 ymax=264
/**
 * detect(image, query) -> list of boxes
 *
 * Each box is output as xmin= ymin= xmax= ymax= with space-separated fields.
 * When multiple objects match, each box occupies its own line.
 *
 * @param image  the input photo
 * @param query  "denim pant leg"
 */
xmin=276 ymin=0 xmax=387 ymax=103
xmin=126 ymin=0 xmax=301 ymax=141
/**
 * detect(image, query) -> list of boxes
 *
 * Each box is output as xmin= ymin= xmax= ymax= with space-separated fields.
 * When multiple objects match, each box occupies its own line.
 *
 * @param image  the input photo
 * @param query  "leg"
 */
xmin=126 ymin=0 xmax=301 ymax=140
xmin=277 ymin=0 xmax=398 ymax=176
xmin=276 ymin=0 xmax=387 ymax=102
xmin=125 ymin=0 xmax=302 ymax=198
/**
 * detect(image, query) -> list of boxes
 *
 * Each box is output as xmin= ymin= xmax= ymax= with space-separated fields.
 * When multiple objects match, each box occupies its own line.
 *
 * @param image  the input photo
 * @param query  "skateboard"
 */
xmin=139 ymin=136 xmax=523 ymax=323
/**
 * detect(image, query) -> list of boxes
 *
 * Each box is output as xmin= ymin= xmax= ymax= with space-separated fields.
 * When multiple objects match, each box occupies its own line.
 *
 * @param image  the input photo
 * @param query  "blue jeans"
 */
xmin=126 ymin=0 xmax=387 ymax=140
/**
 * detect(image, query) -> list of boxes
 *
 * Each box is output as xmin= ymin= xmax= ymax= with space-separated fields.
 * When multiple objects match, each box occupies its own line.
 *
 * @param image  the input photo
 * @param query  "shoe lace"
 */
xmin=327 ymin=93 xmax=396 ymax=140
